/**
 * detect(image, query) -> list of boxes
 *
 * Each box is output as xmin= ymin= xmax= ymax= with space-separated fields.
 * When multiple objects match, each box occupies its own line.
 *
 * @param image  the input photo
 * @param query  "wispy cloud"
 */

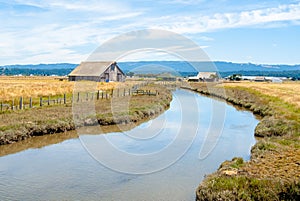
xmin=48 ymin=0 xmax=128 ymax=13
xmin=152 ymin=2 xmax=300 ymax=33
xmin=163 ymin=0 xmax=207 ymax=5
xmin=1 ymin=0 xmax=300 ymax=65
xmin=0 ymin=0 xmax=144 ymax=64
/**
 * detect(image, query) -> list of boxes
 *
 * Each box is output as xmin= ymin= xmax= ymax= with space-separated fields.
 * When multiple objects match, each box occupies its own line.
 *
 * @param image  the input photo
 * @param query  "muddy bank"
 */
xmin=181 ymin=83 xmax=300 ymax=200
xmin=0 ymin=85 xmax=172 ymax=145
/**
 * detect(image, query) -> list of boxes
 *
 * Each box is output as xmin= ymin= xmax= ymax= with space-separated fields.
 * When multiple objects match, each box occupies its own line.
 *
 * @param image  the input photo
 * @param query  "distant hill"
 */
xmin=1 ymin=61 xmax=299 ymax=78
xmin=1 ymin=63 xmax=77 ymax=69
xmin=119 ymin=61 xmax=300 ymax=79
xmin=118 ymin=61 xmax=300 ymax=73
xmin=0 ymin=63 xmax=77 ymax=76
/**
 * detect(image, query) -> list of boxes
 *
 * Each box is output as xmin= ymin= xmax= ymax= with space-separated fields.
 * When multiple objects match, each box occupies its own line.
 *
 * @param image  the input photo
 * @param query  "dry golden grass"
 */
xmin=0 ymin=76 xmax=140 ymax=101
xmin=222 ymin=81 xmax=300 ymax=108
xmin=0 ymin=84 xmax=172 ymax=145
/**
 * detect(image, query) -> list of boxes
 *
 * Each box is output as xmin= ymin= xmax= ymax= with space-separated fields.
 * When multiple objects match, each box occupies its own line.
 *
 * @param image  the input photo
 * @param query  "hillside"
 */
xmin=1 ymin=61 xmax=300 ymax=78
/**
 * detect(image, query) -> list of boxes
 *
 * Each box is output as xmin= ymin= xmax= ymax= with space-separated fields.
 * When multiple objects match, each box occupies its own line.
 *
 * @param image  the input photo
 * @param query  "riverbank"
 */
xmin=183 ymin=82 xmax=300 ymax=200
xmin=0 ymin=84 xmax=172 ymax=145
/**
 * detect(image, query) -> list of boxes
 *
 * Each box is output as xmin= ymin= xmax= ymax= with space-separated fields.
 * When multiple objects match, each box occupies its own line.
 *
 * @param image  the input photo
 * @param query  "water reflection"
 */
xmin=0 ymin=121 xmax=147 ymax=157
xmin=0 ymin=89 xmax=259 ymax=201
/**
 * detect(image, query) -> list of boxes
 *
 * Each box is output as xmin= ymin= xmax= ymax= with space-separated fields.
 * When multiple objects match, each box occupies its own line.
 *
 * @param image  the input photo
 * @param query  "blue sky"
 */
xmin=1 ymin=0 xmax=300 ymax=65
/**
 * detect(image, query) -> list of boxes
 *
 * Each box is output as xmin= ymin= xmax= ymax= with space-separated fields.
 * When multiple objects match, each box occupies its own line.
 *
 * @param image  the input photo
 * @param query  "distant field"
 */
xmin=0 ymin=76 xmax=137 ymax=101
xmin=223 ymin=81 xmax=300 ymax=108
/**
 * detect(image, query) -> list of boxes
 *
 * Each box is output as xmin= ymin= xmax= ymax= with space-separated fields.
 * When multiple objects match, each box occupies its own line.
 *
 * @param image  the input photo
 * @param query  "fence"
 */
xmin=0 ymin=84 xmax=158 ymax=113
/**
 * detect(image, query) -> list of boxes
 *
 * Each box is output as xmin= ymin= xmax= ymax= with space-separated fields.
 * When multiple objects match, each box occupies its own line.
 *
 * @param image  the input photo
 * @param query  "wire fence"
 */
xmin=0 ymin=83 xmax=161 ymax=113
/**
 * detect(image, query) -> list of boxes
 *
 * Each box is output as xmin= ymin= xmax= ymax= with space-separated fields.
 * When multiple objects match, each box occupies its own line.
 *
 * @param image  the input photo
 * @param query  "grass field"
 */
xmin=0 ymin=76 xmax=138 ymax=101
xmin=223 ymin=81 xmax=300 ymax=108
xmin=0 ymin=80 xmax=172 ymax=145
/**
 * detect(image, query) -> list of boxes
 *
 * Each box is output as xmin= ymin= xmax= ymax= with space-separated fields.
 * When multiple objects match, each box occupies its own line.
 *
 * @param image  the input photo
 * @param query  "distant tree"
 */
xmin=229 ymin=74 xmax=242 ymax=81
xmin=126 ymin=72 xmax=135 ymax=77
xmin=209 ymin=74 xmax=218 ymax=79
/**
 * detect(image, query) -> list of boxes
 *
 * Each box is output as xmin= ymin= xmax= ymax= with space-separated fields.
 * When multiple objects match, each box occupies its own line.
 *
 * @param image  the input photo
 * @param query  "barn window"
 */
xmin=117 ymin=73 xmax=122 ymax=81
xmin=111 ymin=64 xmax=115 ymax=71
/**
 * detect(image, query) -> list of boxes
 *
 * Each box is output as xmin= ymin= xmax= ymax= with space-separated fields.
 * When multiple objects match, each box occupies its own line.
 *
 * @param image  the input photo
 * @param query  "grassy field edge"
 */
xmin=0 ymin=84 xmax=172 ymax=145
xmin=182 ymin=83 xmax=300 ymax=200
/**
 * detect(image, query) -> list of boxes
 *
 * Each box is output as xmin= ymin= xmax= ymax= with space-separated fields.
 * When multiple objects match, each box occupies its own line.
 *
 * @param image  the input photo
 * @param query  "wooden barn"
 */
xmin=68 ymin=61 xmax=125 ymax=82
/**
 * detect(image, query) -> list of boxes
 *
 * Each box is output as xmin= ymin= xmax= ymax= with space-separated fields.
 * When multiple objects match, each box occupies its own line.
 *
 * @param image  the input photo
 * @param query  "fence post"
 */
xmin=29 ymin=97 xmax=32 ymax=108
xmin=0 ymin=101 xmax=2 ymax=112
xmin=19 ymin=97 xmax=23 ymax=110
xmin=106 ymin=91 xmax=108 ymax=99
xmin=77 ymin=92 xmax=80 ymax=102
xmin=102 ymin=91 xmax=104 ymax=99
xmin=123 ymin=88 xmax=126 ymax=96
xmin=64 ymin=93 xmax=66 ymax=104
xmin=12 ymin=100 xmax=14 ymax=110
xmin=40 ymin=97 xmax=43 ymax=107
xmin=97 ymin=90 xmax=100 ymax=100
xmin=48 ymin=96 xmax=50 ymax=105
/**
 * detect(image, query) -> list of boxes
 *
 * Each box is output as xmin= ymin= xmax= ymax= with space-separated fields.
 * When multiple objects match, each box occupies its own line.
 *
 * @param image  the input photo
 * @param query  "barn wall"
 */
xmin=69 ymin=63 xmax=125 ymax=82
xmin=99 ymin=64 xmax=125 ymax=82
xmin=69 ymin=76 xmax=100 ymax=82
xmin=116 ymin=66 xmax=125 ymax=82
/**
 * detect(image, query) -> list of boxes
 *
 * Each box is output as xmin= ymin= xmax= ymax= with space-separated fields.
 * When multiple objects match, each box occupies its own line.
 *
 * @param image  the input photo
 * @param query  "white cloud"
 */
xmin=197 ymin=36 xmax=214 ymax=41
xmin=163 ymin=0 xmax=207 ymax=5
xmin=14 ymin=0 xmax=130 ymax=14
xmin=1 ymin=1 xmax=300 ymax=65
xmin=49 ymin=1 xmax=127 ymax=13
xmin=151 ymin=2 xmax=300 ymax=33
xmin=0 ymin=0 xmax=145 ymax=65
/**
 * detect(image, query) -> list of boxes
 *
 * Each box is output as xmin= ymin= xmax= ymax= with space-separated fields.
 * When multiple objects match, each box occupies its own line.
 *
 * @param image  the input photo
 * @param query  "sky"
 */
xmin=1 ymin=0 xmax=300 ymax=65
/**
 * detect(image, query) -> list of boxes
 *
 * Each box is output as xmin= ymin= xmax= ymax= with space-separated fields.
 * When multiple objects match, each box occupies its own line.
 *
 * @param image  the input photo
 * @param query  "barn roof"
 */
xmin=68 ymin=61 xmax=114 ymax=76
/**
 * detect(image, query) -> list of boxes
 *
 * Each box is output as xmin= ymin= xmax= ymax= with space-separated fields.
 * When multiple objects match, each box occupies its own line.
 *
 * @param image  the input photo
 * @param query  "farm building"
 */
xmin=254 ymin=76 xmax=266 ymax=82
xmin=188 ymin=72 xmax=219 ymax=82
xmin=68 ymin=61 xmax=125 ymax=82
xmin=271 ymin=77 xmax=283 ymax=83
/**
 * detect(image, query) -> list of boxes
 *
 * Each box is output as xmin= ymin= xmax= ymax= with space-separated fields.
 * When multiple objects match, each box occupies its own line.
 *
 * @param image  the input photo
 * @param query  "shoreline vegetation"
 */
xmin=1 ymin=76 xmax=299 ymax=199
xmin=0 ymin=78 xmax=172 ymax=145
xmin=182 ymin=82 xmax=300 ymax=200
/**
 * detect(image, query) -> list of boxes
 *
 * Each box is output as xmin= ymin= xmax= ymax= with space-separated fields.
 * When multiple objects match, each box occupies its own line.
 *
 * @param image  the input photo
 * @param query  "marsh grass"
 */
xmin=192 ymin=81 xmax=300 ymax=200
xmin=197 ymin=175 xmax=285 ymax=201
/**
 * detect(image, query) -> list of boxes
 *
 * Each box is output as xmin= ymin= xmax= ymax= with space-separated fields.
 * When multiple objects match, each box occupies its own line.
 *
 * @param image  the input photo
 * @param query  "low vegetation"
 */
xmin=186 ymin=81 xmax=300 ymax=200
xmin=0 ymin=78 xmax=172 ymax=145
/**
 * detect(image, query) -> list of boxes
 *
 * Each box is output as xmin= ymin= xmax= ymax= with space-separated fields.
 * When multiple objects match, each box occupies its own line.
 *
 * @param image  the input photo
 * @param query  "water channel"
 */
xmin=0 ymin=89 xmax=259 ymax=201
